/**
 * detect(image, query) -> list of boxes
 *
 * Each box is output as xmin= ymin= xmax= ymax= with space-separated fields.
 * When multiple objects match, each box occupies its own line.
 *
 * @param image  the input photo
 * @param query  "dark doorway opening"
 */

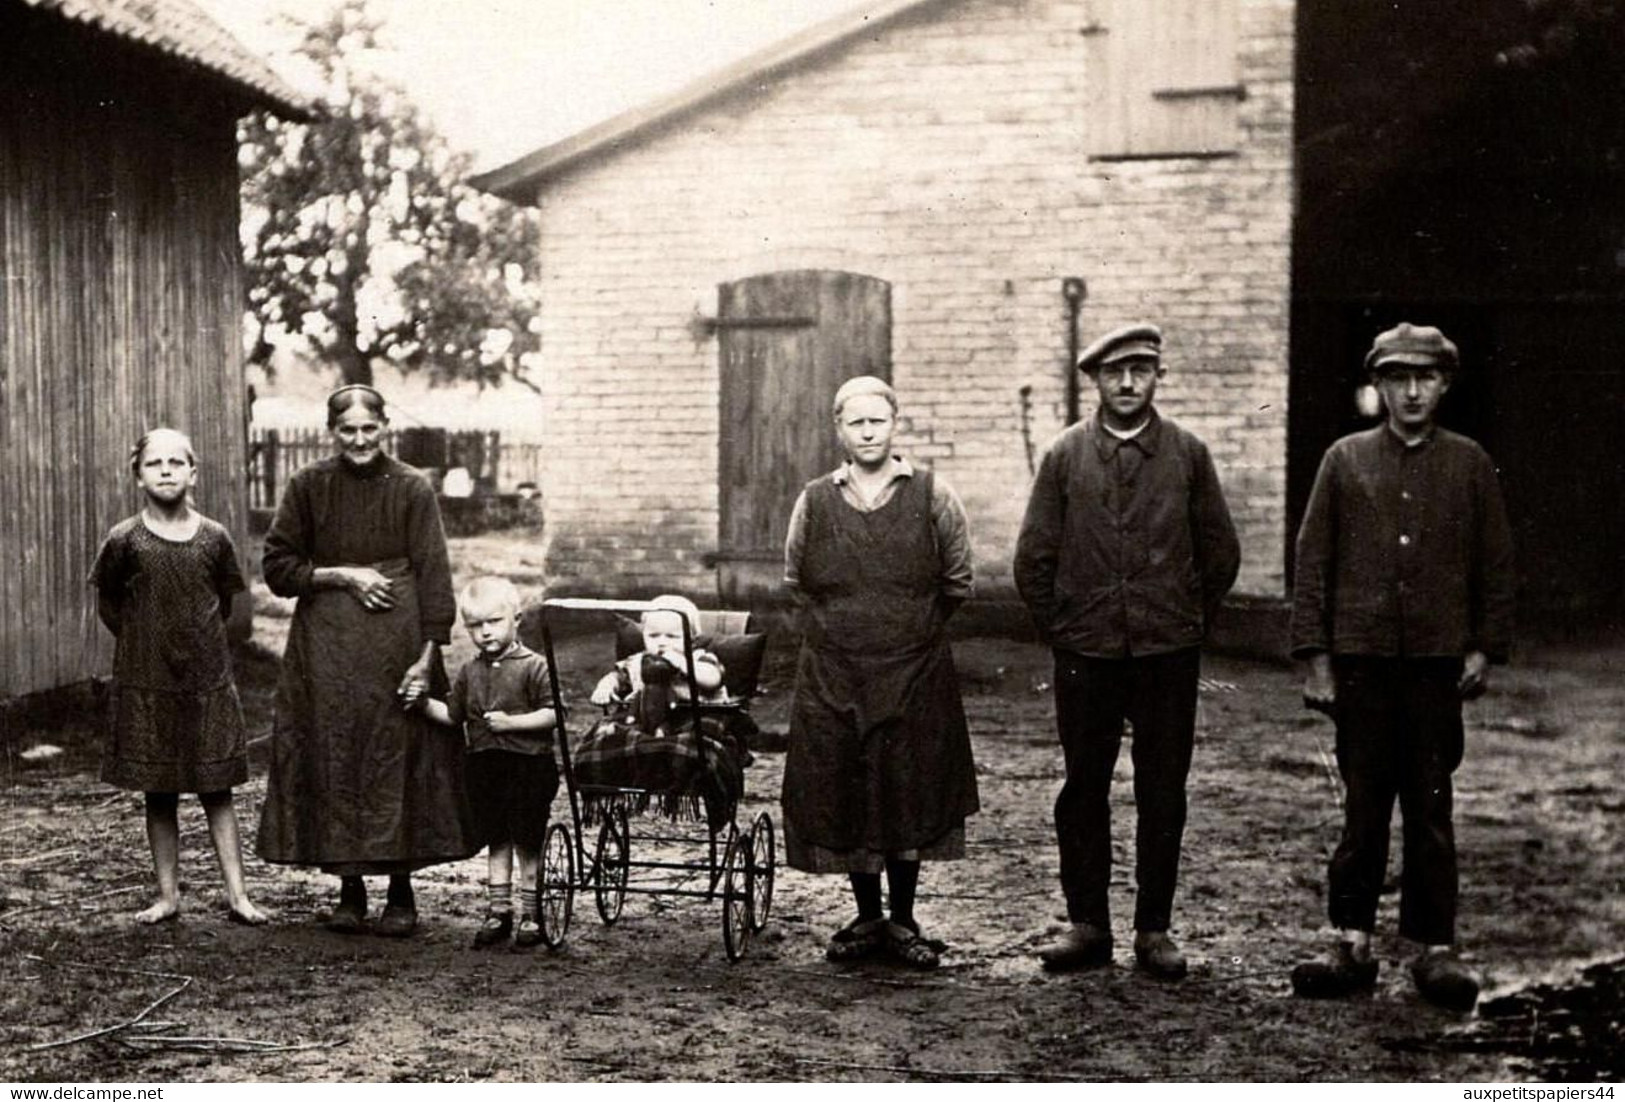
xmin=1291 ymin=1 xmax=1625 ymax=634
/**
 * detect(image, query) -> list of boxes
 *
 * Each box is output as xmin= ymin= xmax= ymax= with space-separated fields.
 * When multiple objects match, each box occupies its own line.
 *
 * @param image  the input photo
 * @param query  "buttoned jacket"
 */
xmin=1014 ymin=411 xmax=1240 ymax=658
xmin=1290 ymin=425 xmax=1515 ymax=661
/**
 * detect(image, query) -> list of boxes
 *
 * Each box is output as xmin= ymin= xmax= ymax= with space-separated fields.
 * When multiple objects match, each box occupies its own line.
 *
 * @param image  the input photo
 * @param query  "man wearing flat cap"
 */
xmin=1014 ymin=323 xmax=1240 ymax=979
xmin=1289 ymin=323 xmax=1515 ymax=1010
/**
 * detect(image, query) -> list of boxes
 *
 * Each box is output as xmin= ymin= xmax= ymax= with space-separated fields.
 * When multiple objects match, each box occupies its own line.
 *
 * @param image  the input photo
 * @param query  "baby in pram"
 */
xmin=588 ymin=595 xmax=727 ymax=729
xmin=577 ymin=595 xmax=751 ymax=825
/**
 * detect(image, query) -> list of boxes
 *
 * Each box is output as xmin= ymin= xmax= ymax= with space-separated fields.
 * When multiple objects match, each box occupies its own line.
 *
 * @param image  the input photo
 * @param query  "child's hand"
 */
xmin=590 ymin=667 xmax=633 ymax=706
xmin=397 ymin=681 xmax=425 ymax=709
xmin=485 ymin=710 xmax=514 ymax=732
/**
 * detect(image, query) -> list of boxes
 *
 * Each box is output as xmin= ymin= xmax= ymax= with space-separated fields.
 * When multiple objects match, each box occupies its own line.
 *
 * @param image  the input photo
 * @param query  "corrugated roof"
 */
xmin=470 ymin=0 xmax=956 ymax=201
xmin=19 ymin=0 xmax=313 ymax=117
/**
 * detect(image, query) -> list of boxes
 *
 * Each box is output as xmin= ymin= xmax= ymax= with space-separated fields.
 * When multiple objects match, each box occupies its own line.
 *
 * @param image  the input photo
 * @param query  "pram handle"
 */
xmin=543 ymin=597 xmax=673 ymax=614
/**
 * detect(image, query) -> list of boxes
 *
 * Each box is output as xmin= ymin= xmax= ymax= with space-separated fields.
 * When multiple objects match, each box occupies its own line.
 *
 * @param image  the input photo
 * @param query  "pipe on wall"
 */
xmin=1062 ymin=277 xmax=1087 ymax=425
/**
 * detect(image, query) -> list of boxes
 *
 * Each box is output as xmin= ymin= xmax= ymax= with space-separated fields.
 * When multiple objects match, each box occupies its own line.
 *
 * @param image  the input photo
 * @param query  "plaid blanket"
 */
xmin=574 ymin=709 xmax=755 ymax=828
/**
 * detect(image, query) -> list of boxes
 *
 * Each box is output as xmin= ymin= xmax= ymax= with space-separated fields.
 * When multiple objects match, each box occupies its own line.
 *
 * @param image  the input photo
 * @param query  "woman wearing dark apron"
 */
xmin=257 ymin=386 xmax=475 ymax=935
xmin=781 ymin=375 xmax=979 ymax=969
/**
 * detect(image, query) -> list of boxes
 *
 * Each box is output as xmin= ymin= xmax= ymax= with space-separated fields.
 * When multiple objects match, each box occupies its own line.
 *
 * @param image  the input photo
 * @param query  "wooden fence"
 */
xmin=249 ymin=428 xmax=544 ymax=510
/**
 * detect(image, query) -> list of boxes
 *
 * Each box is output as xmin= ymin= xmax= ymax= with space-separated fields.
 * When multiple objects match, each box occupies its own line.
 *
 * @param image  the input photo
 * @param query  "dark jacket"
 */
xmin=1014 ymin=411 xmax=1240 ymax=658
xmin=1290 ymin=425 xmax=1515 ymax=661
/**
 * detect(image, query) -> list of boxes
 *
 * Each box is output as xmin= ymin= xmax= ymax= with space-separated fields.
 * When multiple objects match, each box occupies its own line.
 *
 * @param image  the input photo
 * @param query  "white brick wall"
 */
xmin=527 ymin=0 xmax=1294 ymax=601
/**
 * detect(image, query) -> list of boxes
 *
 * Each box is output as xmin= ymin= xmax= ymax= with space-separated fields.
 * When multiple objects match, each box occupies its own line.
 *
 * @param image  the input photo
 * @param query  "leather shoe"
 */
xmin=374 ymin=902 xmax=418 ymax=938
xmin=1291 ymin=941 xmax=1378 ymax=998
xmin=1040 ymin=923 xmax=1114 ymax=972
xmin=1412 ymin=951 xmax=1479 ymax=1011
xmin=472 ymin=911 xmax=513 ymax=948
xmin=825 ymin=916 xmax=887 ymax=963
xmin=1133 ymin=931 xmax=1188 ymax=980
xmin=323 ymin=898 xmax=367 ymax=935
xmin=513 ymin=915 xmax=542 ymax=949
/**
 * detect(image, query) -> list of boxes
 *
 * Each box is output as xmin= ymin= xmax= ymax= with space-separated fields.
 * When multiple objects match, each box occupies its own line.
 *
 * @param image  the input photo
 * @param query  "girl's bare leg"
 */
xmin=138 ymin=793 xmax=182 ymax=923
xmin=201 ymin=790 xmax=269 ymax=924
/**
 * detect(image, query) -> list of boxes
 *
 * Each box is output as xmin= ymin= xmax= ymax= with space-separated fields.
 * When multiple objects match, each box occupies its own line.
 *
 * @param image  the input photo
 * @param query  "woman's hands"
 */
xmin=313 ymin=565 xmax=396 ymax=611
xmin=342 ymin=566 xmax=396 ymax=612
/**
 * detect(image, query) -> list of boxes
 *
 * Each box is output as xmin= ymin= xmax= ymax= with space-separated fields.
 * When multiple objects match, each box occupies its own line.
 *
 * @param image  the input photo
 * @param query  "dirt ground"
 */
xmin=3 ymin=533 xmax=1622 ymax=1083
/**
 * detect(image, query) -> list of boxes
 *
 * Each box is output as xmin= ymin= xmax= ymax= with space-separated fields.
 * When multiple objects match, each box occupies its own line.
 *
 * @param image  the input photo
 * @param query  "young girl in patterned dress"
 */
xmin=90 ymin=428 xmax=267 ymax=926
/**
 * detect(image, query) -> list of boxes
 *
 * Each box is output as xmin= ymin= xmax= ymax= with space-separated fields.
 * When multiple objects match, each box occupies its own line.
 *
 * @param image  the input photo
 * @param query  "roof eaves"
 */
xmin=20 ymin=0 xmax=316 ymax=119
xmin=470 ymin=0 xmax=956 ymax=201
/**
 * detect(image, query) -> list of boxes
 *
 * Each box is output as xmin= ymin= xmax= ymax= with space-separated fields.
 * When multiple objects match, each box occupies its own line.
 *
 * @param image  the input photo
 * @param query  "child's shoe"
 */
xmin=473 ymin=910 xmax=513 ymax=948
xmin=513 ymin=914 xmax=543 ymax=949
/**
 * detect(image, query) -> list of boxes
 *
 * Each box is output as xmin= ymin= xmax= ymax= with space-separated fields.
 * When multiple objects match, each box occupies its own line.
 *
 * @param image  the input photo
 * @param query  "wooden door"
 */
xmin=716 ymin=270 xmax=891 ymax=608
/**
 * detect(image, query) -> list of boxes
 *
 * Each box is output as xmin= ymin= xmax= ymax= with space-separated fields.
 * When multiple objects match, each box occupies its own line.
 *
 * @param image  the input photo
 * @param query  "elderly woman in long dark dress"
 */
xmin=781 ymin=375 xmax=980 ymax=969
xmin=256 ymin=386 xmax=475 ymax=935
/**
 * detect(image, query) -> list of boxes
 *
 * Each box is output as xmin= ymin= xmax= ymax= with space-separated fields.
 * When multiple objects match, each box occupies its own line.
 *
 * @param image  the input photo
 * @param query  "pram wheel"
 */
xmin=539 ymin=821 xmax=575 ymax=949
xmin=594 ymin=810 xmax=629 ymax=925
xmin=721 ymin=831 xmax=752 ymax=961
xmin=747 ymin=811 xmax=775 ymax=933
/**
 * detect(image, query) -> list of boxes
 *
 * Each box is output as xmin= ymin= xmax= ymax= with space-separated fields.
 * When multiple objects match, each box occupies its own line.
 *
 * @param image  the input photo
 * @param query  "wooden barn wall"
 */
xmin=1 ymin=18 xmax=250 ymax=699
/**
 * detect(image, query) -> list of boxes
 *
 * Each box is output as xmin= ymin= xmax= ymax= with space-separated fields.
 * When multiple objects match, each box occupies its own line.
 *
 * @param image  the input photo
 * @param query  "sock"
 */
xmin=387 ymin=874 xmax=415 ymax=909
xmin=487 ymin=881 xmax=513 ymax=915
xmin=885 ymin=857 xmax=921 ymax=931
xmin=338 ymin=876 xmax=366 ymax=910
xmin=519 ymin=887 xmax=538 ymax=921
xmin=849 ymin=872 xmax=884 ymax=922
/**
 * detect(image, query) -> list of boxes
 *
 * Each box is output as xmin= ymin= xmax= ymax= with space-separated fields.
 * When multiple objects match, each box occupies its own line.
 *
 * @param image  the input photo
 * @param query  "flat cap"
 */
xmin=1077 ymin=323 xmax=1162 ymax=372
xmin=1365 ymin=322 xmax=1459 ymax=372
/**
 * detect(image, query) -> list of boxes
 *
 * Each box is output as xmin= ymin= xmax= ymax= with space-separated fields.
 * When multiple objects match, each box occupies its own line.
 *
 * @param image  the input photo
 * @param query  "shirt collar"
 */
xmin=478 ymin=641 xmax=531 ymax=665
xmin=831 ymin=454 xmax=914 ymax=485
xmin=1092 ymin=408 xmax=1162 ymax=458
xmin=1382 ymin=421 xmax=1437 ymax=451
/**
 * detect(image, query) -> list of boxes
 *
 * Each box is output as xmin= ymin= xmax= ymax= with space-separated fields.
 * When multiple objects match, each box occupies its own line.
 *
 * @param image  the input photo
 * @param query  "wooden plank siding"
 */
xmin=1 ymin=13 xmax=250 ymax=699
xmin=1084 ymin=0 xmax=1242 ymax=159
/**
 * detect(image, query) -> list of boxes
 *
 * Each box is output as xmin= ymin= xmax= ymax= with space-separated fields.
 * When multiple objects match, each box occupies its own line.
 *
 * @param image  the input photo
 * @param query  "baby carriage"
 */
xmin=531 ymin=597 xmax=775 ymax=961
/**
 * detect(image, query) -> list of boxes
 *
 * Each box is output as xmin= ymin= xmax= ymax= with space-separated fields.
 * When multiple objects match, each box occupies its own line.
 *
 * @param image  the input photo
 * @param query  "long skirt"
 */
xmin=256 ymin=562 xmax=476 ymax=875
xmin=781 ymin=636 xmax=979 ymax=873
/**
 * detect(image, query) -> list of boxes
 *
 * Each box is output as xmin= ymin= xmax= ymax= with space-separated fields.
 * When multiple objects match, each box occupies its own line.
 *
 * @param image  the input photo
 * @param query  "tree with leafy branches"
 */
xmin=239 ymin=0 xmax=542 ymax=389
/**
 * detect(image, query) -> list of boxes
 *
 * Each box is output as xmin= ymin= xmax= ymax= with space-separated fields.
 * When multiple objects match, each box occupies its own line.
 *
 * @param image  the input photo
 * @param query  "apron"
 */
xmin=257 ymin=559 xmax=476 ymax=873
xmin=782 ymin=471 xmax=980 ymax=860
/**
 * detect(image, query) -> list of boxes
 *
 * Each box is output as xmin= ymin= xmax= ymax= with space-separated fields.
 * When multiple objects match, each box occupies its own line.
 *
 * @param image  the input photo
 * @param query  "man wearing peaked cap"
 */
xmin=1014 ymin=321 xmax=1239 ymax=980
xmin=1289 ymin=322 xmax=1514 ymax=1011
xmin=1075 ymin=322 xmax=1163 ymax=373
xmin=1362 ymin=321 xmax=1459 ymax=372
